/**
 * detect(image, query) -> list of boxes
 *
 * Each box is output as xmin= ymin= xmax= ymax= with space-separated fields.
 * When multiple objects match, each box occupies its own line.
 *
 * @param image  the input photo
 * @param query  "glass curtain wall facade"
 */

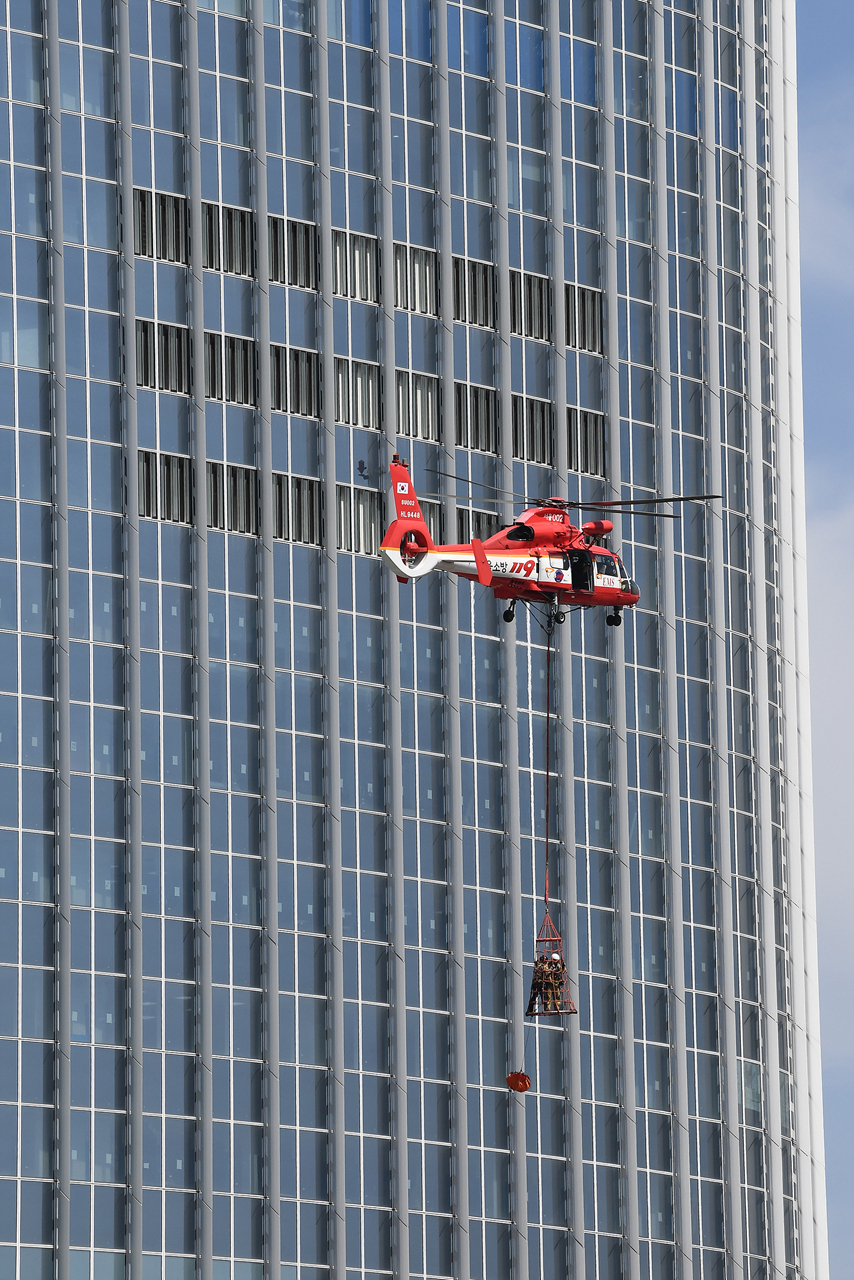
xmin=0 ymin=0 xmax=827 ymax=1276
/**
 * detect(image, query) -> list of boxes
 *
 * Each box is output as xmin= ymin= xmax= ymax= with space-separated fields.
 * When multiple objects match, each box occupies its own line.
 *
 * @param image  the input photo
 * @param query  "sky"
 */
xmin=796 ymin=0 xmax=854 ymax=1274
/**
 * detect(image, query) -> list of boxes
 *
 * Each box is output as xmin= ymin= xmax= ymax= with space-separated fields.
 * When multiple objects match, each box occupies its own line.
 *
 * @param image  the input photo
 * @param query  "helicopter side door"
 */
xmin=568 ymin=549 xmax=594 ymax=593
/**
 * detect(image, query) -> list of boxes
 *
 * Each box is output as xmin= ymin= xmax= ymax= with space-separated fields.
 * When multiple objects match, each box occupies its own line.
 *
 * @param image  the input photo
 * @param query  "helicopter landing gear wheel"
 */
xmin=606 ymin=610 xmax=623 ymax=628
xmin=554 ymin=612 xmax=566 ymax=625
xmin=503 ymin=602 xmax=517 ymax=623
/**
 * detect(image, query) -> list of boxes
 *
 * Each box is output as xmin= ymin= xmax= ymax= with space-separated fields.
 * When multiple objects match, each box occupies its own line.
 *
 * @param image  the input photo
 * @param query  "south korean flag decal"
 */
xmin=397 ymin=482 xmax=409 ymax=494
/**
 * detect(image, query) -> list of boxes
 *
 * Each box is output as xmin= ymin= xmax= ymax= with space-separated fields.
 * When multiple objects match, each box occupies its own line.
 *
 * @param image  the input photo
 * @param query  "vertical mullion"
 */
xmin=248 ymin=3 xmax=282 ymax=1274
xmin=490 ymin=6 xmax=529 ymax=1276
xmin=698 ymin=2 xmax=745 ymax=1274
xmin=44 ymin=0 xmax=72 ymax=1274
xmin=183 ymin=1 xmax=214 ymax=1271
xmin=374 ymin=2 xmax=411 ymax=1275
xmin=433 ymin=1 xmax=472 ymax=1276
xmin=542 ymin=2 xmax=586 ymax=1273
xmin=114 ymin=0 xmax=146 ymax=1271
xmin=313 ymin=4 xmax=347 ymax=1276
xmin=600 ymin=4 xmax=642 ymax=1274
xmin=740 ymin=18 xmax=788 ymax=1271
xmin=647 ymin=3 xmax=697 ymax=1275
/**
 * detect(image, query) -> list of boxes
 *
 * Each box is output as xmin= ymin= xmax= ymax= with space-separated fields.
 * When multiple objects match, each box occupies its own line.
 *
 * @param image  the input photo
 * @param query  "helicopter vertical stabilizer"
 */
xmin=380 ymin=455 xmax=437 ymax=580
xmin=388 ymin=456 xmax=431 ymax=532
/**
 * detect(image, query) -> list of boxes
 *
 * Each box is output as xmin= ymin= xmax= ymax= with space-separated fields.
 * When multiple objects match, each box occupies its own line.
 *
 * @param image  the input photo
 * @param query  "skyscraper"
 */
xmin=0 ymin=0 xmax=827 ymax=1276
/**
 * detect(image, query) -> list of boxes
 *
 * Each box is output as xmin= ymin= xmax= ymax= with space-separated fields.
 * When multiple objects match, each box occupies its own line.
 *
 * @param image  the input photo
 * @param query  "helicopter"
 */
xmin=380 ymin=454 xmax=718 ymax=626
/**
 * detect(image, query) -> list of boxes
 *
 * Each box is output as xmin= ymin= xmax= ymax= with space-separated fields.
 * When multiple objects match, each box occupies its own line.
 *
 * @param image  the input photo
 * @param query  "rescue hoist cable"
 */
xmin=508 ymin=606 xmax=578 ymax=1092
xmin=544 ymin=623 xmax=552 ymax=909
xmin=525 ymin=604 xmax=577 ymax=1022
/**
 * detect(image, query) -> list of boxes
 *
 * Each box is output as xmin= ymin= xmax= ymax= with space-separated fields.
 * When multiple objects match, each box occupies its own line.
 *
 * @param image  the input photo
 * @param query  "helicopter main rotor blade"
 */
xmin=423 ymin=467 xmax=532 ymax=502
xmin=578 ymin=503 xmax=688 ymax=517
xmin=588 ymin=493 xmax=722 ymax=507
xmin=420 ymin=468 xmax=721 ymax=513
xmin=550 ymin=493 xmax=722 ymax=509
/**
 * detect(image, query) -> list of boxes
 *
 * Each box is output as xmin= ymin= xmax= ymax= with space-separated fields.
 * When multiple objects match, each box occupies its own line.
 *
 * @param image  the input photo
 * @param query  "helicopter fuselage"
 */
xmin=380 ymin=458 xmax=641 ymax=614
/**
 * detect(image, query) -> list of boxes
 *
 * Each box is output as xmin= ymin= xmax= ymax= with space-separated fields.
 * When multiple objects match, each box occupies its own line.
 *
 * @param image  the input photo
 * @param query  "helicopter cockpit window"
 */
xmin=594 ymin=554 xmax=616 ymax=577
xmin=507 ymin=523 xmax=535 ymax=542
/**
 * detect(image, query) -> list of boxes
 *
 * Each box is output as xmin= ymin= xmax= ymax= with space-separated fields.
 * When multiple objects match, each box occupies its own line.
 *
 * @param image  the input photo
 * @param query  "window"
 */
xmin=394 ymin=244 xmax=408 ymax=309
xmin=396 ymin=371 xmax=439 ymax=441
xmin=454 ymin=383 xmax=467 ymax=445
xmin=420 ymin=500 xmax=442 ymax=544
xmin=160 ymin=454 xmax=192 ymax=524
xmin=158 ymin=324 xmax=190 ymax=394
xmin=457 ymin=508 xmax=498 ymax=542
xmin=136 ymin=320 xmax=156 ymax=388
xmin=454 ymin=259 xmax=496 ymax=327
xmin=202 ymin=202 xmax=221 ymax=271
xmin=412 ymin=374 xmax=438 ymax=441
xmin=455 ymin=383 xmax=498 ymax=453
xmin=512 ymin=395 xmax=552 ymax=464
xmin=578 ymin=286 xmax=604 ymax=353
xmin=289 ymin=350 xmax=320 ymax=418
xmin=227 ymin=465 xmax=257 ymax=534
xmin=509 ymin=270 xmax=523 ymax=335
xmin=290 ymin=477 xmax=321 ymax=545
xmin=207 ymin=461 xmax=226 ymax=529
xmin=338 ymin=487 xmax=381 ymax=553
xmin=409 ymin=247 xmax=437 ymax=315
xmin=224 ymin=336 xmax=255 ymax=405
xmin=452 ymin=257 xmax=465 ymax=321
xmin=568 ymin=407 xmax=606 ymax=477
xmin=155 ymin=193 xmax=187 ymax=264
xmin=396 ymin=370 xmax=409 ymax=434
xmin=138 ymin=450 xmax=157 ymax=517
xmin=133 ymin=189 xmax=154 ymax=257
xmin=336 ymin=360 xmax=378 ymax=428
xmin=268 ymin=215 xmax=286 ymax=284
xmin=332 ymin=358 xmax=348 ymax=422
xmin=354 ymin=489 xmax=380 ymax=554
xmin=204 ymin=333 xmax=223 ymax=400
xmin=271 ymin=344 xmax=287 ymax=411
xmin=333 ymin=231 xmax=378 ymax=302
xmin=468 ymin=260 xmax=496 ymax=328
xmin=526 ymin=398 xmax=551 ymax=463
xmin=332 ymin=230 xmax=348 ymax=296
xmin=524 ymin=273 xmax=551 ymax=341
xmin=352 ymin=362 xmax=378 ymax=427
xmin=139 ymin=451 xmax=193 ymax=523
xmin=510 ymin=270 xmax=552 ymax=339
xmin=336 ymin=485 xmax=352 ymax=551
xmin=564 ymin=283 xmax=576 ymax=349
xmin=350 ymin=234 xmax=378 ymax=302
xmin=566 ymin=284 xmax=604 ymax=353
xmin=272 ymin=473 xmax=289 ymax=540
xmin=223 ymin=207 xmax=254 ymax=276
xmin=334 ymin=358 xmax=350 ymax=425
xmin=470 ymin=385 xmax=498 ymax=453
xmin=395 ymin=247 xmax=438 ymax=315
xmin=288 ymin=220 xmax=318 ymax=289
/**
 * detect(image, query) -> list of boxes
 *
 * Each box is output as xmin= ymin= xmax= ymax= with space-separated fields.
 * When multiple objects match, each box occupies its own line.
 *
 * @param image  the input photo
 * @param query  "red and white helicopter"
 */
xmin=380 ymin=455 xmax=717 ymax=626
